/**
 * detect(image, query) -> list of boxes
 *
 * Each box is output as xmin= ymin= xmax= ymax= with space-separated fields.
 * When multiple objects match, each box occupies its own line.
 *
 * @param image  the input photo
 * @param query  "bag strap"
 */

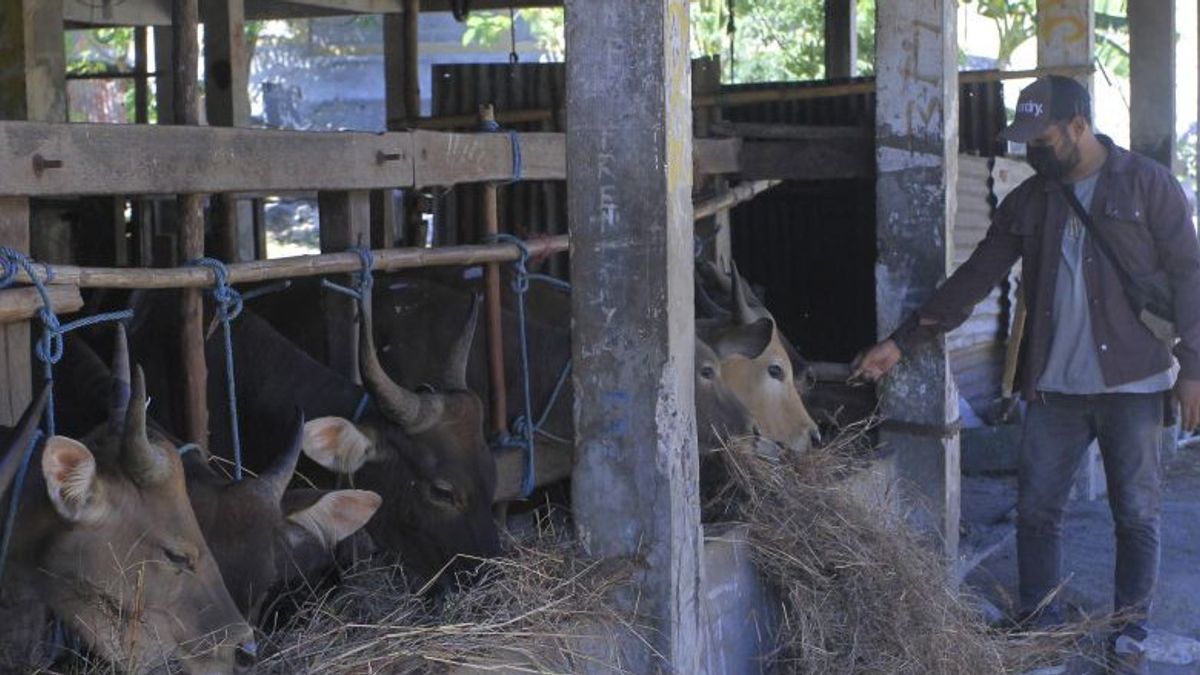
xmin=1058 ymin=182 xmax=1142 ymax=305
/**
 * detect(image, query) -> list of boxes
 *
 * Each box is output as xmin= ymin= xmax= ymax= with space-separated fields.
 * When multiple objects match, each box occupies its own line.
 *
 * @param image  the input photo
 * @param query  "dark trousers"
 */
xmin=1017 ymin=392 xmax=1163 ymax=638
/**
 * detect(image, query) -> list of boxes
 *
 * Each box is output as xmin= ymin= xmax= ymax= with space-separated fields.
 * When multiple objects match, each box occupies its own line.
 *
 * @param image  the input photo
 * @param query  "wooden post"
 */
xmin=692 ymin=57 xmax=731 ymax=267
xmin=0 ymin=0 xmax=65 ymax=425
xmin=134 ymin=27 xmax=149 ymax=124
xmin=824 ymin=0 xmax=858 ymax=79
xmin=875 ymin=0 xmax=960 ymax=565
xmin=202 ymin=0 xmax=253 ymax=262
xmin=154 ymin=25 xmax=176 ymax=124
xmin=318 ymin=191 xmax=371 ymax=382
xmin=381 ymin=0 xmax=422 ymax=248
xmin=566 ymin=0 xmax=703 ymax=670
xmin=478 ymin=104 xmax=509 ymax=437
xmin=1128 ymin=0 xmax=1175 ymax=168
xmin=172 ymin=0 xmax=209 ymax=449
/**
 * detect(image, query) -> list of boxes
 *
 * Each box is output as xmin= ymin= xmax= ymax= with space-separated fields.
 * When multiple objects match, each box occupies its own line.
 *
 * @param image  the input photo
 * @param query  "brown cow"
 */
xmin=697 ymin=263 xmax=821 ymax=454
xmin=0 ymin=368 xmax=256 ymax=674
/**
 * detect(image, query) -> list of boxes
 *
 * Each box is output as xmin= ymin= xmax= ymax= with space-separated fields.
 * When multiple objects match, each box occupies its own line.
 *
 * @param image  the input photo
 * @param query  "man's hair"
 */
xmin=1047 ymin=74 xmax=1092 ymax=125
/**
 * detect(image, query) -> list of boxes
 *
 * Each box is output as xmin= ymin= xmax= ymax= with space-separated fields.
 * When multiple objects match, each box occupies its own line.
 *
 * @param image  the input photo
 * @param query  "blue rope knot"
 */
xmin=190 ymin=257 xmax=244 ymax=321
xmin=480 ymin=120 xmax=523 ymax=184
xmin=321 ymin=246 xmax=375 ymax=302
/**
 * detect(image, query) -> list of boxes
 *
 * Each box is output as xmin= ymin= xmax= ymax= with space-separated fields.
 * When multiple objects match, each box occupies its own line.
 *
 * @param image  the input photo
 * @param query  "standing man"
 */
xmin=853 ymin=75 xmax=1200 ymax=675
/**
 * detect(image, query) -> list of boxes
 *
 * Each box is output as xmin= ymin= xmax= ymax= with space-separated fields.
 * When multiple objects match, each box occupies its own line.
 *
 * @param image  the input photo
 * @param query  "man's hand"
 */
xmin=849 ymin=339 xmax=902 ymax=384
xmin=1175 ymin=379 xmax=1200 ymax=432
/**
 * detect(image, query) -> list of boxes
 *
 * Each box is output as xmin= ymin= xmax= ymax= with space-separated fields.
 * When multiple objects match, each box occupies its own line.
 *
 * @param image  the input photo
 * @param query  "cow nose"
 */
xmin=235 ymin=641 xmax=258 ymax=669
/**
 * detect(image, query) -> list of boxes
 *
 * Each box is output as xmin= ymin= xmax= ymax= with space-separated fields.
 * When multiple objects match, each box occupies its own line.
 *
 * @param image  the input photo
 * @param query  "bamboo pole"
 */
xmin=6 ymin=182 xmax=764 ymax=293
xmin=479 ymin=104 xmax=509 ymax=437
xmin=0 ymin=286 xmax=83 ymax=323
xmin=694 ymin=180 xmax=781 ymax=220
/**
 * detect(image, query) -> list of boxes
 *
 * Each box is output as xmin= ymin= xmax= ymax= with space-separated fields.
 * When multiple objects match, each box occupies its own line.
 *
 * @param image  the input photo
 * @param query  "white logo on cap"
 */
xmin=1017 ymin=101 xmax=1044 ymax=117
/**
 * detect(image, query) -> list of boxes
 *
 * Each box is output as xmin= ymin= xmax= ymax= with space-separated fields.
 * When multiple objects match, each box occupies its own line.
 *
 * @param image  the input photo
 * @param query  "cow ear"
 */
xmin=42 ymin=436 xmax=108 ymax=524
xmin=712 ymin=317 xmax=775 ymax=360
xmin=285 ymin=490 xmax=381 ymax=550
xmin=302 ymin=417 xmax=383 ymax=475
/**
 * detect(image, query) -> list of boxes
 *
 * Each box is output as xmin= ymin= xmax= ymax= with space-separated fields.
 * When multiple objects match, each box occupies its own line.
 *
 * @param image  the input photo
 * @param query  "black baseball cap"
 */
xmin=999 ymin=75 xmax=1091 ymax=143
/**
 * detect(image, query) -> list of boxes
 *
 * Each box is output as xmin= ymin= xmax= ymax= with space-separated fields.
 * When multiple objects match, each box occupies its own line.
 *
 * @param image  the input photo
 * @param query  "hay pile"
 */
xmin=259 ymin=523 xmax=646 ymax=674
xmin=705 ymin=420 xmax=1080 ymax=675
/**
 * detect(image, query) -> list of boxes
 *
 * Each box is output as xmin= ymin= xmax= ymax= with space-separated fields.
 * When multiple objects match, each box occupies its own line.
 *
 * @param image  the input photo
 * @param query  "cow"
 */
xmin=0 ymin=385 xmax=50 ymax=500
xmin=68 ymin=326 xmax=384 ymax=625
xmin=118 ymin=289 xmax=500 ymax=585
xmin=0 ymin=367 xmax=256 ymax=674
xmin=695 ymin=261 xmax=822 ymax=454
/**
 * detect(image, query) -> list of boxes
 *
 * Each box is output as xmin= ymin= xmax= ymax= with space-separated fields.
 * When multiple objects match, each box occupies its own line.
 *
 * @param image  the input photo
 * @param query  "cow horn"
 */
xmin=695 ymin=277 xmax=731 ymax=320
xmin=121 ymin=365 xmax=171 ymax=487
xmin=1 ymin=384 xmax=51 ymax=496
xmin=108 ymin=323 xmax=132 ymax=436
xmin=442 ymin=293 xmax=480 ymax=391
xmin=260 ymin=407 xmax=304 ymax=499
xmin=358 ymin=296 xmax=425 ymax=428
xmin=730 ymin=263 xmax=755 ymax=326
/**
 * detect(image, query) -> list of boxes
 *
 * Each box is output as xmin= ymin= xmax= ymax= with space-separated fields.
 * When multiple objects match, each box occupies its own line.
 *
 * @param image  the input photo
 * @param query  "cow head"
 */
xmin=699 ymin=265 xmax=821 ymax=454
xmin=182 ymin=409 xmax=380 ymax=624
xmin=33 ymin=367 xmax=256 ymax=674
xmin=301 ymin=294 xmax=500 ymax=583
xmin=694 ymin=338 xmax=760 ymax=452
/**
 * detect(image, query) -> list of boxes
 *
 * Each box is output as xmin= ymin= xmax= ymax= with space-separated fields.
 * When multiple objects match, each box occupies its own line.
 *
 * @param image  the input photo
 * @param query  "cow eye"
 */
xmin=163 ymin=547 xmax=194 ymax=570
xmin=430 ymin=480 xmax=457 ymax=505
xmin=767 ymin=364 xmax=786 ymax=380
xmin=699 ymin=366 xmax=716 ymax=380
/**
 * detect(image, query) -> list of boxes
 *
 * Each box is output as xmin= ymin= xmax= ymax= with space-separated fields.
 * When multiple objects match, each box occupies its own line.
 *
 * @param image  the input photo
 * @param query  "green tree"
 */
xmin=462 ymin=9 xmax=564 ymax=62
xmin=959 ymin=0 xmax=1036 ymax=68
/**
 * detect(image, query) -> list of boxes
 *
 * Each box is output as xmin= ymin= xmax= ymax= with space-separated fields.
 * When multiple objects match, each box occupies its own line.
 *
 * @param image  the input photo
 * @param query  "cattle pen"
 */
xmin=0 ymin=0 xmax=1193 ymax=673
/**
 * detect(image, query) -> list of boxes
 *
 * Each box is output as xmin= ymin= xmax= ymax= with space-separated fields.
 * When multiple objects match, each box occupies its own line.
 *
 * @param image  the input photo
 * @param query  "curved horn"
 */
xmin=442 ymin=293 xmax=480 ymax=391
xmin=695 ymin=277 xmax=731 ymax=320
xmin=730 ymin=263 xmax=755 ymax=326
xmin=1 ymin=384 xmax=51 ymax=496
xmin=121 ymin=365 xmax=171 ymax=487
xmin=108 ymin=323 xmax=132 ymax=436
xmin=358 ymin=296 xmax=424 ymax=427
xmin=259 ymin=407 xmax=304 ymax=499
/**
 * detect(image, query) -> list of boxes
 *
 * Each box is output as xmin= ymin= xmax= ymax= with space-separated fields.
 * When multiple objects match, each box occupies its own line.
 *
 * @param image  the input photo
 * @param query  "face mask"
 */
xmin=1026 ymin=144 xmax=1067 ymax=179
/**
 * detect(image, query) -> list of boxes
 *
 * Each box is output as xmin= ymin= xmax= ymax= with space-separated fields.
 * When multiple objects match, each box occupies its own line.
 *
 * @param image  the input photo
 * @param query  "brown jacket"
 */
xmin=892 ymin=137 xmax=1200 ymax=400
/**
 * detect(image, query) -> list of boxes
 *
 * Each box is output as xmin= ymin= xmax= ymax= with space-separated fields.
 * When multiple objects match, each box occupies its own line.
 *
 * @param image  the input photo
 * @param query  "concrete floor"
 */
xmin=963 ymin=446 xmax=1200 ymax=674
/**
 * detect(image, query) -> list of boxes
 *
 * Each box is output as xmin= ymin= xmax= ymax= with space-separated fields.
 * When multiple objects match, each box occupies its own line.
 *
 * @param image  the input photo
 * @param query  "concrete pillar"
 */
xmin=566 ymin=0 xmax=704 ymax=672
xmin=825 ymin=0 xmax=858 ymax=79
xmin=874 ymin=0 xmax=960 ymax=564
xmin=1037 ymin=0 xmax=1095 ymax=90
xmin=1129 ymin=0 xmax=1175 ymax=168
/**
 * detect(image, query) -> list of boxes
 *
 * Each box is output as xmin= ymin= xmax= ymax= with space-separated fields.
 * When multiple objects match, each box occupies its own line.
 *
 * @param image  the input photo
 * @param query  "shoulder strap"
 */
xmin=1059 ymin=182 xmax=1140 ymax=296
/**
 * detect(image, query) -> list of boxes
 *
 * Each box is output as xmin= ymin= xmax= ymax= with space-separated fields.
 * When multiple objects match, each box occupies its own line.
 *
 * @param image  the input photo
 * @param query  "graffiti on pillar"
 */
xmin=1039 ymin=0 xmax=1089 ymax=46
xmin=899 ymin=17 xmax=946 ymax=139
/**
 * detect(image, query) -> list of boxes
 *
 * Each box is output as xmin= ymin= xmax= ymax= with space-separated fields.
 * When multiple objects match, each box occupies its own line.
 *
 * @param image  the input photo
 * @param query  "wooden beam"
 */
xmin=739 ymin=138 xmax=872 ymax=180
xmin=0 ymin=285 xmax=83 ymax=323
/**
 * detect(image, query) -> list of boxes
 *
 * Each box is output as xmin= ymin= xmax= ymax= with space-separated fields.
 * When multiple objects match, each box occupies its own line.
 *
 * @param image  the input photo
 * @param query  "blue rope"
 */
xmin=0 ymin=429 xmax=43 ymax=584
xmin=352 ymin=392 xmax=372 ymax=424
xmin=190 ymin=258 xmax=246 ymax=481
xmin=481 ymin=119 xmax=523 ymax=184
xmin=321 ymin=247 xmax=375 ymax=301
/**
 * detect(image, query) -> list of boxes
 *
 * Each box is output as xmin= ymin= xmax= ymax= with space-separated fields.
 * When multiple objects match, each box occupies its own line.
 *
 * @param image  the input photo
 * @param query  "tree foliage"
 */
xmin=462 ymin=9 xmax=565 ymax=62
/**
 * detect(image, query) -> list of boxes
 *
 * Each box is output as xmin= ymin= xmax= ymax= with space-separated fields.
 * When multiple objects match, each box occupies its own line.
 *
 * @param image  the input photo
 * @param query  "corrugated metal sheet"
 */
xmin=431 ymin=62 xmax=568 ymax=279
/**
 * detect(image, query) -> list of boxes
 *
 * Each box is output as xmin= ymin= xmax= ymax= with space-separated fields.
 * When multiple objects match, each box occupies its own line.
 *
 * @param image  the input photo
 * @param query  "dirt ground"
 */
xmin=964 ymin=444 xmax=1200 ymax=674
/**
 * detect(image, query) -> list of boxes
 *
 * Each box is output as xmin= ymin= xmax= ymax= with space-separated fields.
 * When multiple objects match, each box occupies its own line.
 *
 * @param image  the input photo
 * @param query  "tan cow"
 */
xmin=0 ymin=368 xmax=256 ymax=674
xmin=697 ymin=263 xmax=821 ymax=454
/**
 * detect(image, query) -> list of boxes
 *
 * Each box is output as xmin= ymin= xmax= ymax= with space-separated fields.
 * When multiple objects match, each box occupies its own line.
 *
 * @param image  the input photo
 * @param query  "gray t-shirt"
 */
xmin=1037 ymin=172 xmax=1175 ymax=394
